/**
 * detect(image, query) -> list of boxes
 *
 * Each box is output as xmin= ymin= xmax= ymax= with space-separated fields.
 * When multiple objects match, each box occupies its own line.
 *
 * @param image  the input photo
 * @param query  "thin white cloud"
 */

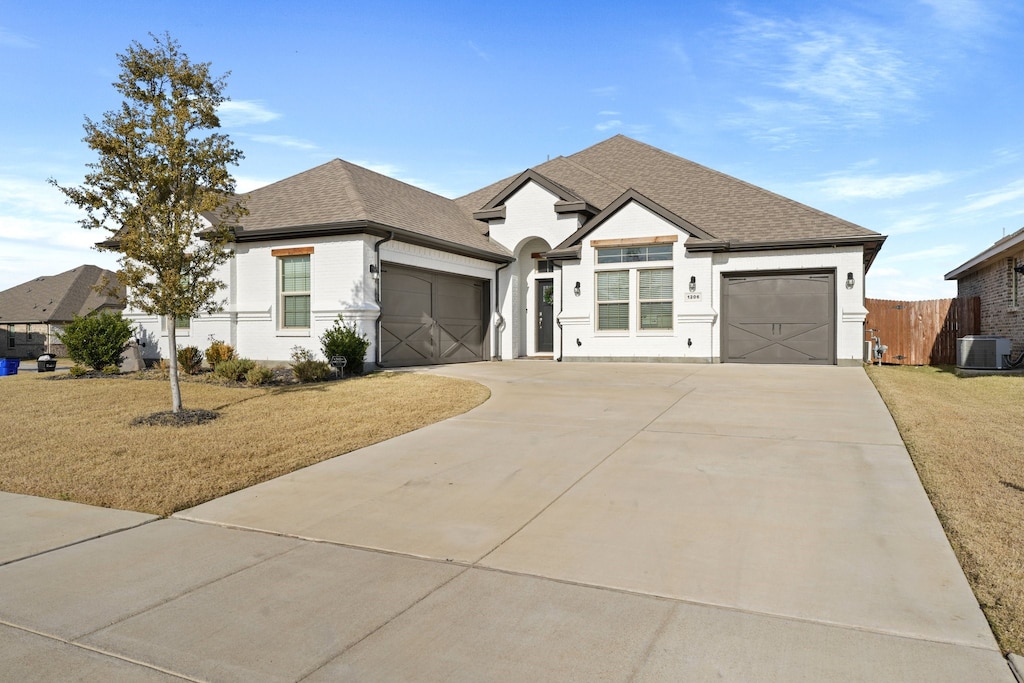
xmin=884 ymin=244 xmax=963 ymax=262
xmin=247 ymin=134 xmax=317 ymax=150
xmin=598 ymin=110 xmax=621 ymax=116
xmin=595 ymin=120 xmax=622 ymax=132
xmin=957 ymin=178 xmax=1024 ymax=213
xmin=882 ymin=211 xmax=941 ymax=235
xmin=217 ymin=100 xmax=281 ymax=127
xmin=815 ymin=171 xmax=950 ymax=199
xmin=0 ymin=28 xmax=36 ymax=49
xmin=723 ymin=11 xmax=925 ymax=144
xmin=590 ymin=86 xmax=618 ymax=97
xmin=467 ymin=41 xmax=489 ymax=61
xmin=918 ymin=0 xmax=991 ymax=32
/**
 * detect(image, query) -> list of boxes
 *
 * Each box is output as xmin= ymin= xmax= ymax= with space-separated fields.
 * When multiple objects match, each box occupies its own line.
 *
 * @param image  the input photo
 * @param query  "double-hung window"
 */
xmin=596 ymin=270 xmax=630 ymax=331
xmin=280 ymin=254 xmax=311 ymax=328
xmin=639 ymin=268 xmax=673 ymax=330
xmin=595 ymin=241 xmax=674 ymax=332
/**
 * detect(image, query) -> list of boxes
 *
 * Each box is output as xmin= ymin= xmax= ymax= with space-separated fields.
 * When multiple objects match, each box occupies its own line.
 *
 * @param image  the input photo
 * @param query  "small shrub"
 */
xmin=176 ymin=346 xmax=203 ymax=375
xmin=245 ymin=364 xmax=275 ymax=386
xmin=101 ymin=364 xmax=121 ymax=375
xmin=214 ymin=357 xmax=256 ymax=382
xmin=321 ymin=315 xmax=370 ymax=375
xmin=69 ymin=365 xmax=89 ymax=377
xmin=205 ymin=340 xmax=235 ymax=367
xmin=57 ymin=311 xmax=133 ymax=371
xmin=290 ymin=346 xmax=331 ymax=383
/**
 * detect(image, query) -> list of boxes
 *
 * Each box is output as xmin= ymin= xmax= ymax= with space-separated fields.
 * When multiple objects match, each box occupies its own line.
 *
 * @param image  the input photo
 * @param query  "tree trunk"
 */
xmin=166 ymin=317 xmax=183 ymax=413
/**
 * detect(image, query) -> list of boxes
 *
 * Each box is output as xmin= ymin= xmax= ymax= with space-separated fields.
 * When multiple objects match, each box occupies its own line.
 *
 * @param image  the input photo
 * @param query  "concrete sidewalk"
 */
xmin=0 ymin=362 xmax=1014 ymax=681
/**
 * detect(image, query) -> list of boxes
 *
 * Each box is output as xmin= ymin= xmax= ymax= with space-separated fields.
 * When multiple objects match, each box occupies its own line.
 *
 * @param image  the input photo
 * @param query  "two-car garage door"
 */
xmin=721 ymin=271 xmax=836 ymax=365
xmin=379 ymin=263 xmax=489 ymax=367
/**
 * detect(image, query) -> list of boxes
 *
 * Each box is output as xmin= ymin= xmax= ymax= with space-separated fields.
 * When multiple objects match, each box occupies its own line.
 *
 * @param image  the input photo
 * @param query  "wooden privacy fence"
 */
xmin=865 ymin=298 xmax=980 ymax=366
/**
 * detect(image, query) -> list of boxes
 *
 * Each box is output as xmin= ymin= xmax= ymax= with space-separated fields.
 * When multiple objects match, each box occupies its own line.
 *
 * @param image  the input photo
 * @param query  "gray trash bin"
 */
xmin=37 ymin=355 xmax=57 ymax=372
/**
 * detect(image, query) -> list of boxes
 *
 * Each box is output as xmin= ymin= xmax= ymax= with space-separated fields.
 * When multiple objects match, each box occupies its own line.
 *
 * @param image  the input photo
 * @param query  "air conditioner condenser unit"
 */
xmin=956 ymin=336 xmax=1012 ymax=370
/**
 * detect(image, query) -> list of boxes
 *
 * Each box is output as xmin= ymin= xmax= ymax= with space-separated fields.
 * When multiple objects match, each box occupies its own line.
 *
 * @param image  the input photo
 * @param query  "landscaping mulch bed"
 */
xmin=130 ymin=409 xmax=221 ymax=427
xmin=48 ymin=366 xmax=313 ymax=387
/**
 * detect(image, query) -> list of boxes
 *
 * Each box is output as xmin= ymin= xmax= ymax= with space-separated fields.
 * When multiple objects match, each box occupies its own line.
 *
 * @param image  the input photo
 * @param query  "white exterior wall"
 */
xmin=555 ymin=202 xmax=868 ymax=364
xmin=124 ymin=258 xmax=234 ymax=362
xmin=487 ymin=181 xmax=582 ymax=358
xmin=560 ymin=202 xmax=712 ymax=361
xmin=127 ymin=234 xmax=504 ymax=366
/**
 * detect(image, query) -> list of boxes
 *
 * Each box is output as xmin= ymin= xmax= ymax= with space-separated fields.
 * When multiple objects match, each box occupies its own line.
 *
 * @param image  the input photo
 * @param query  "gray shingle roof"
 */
xmin=0 ymin=265 xmax=124 ymax=324
xmin=457 ymin=135 xmax=881 ymax=247
xmin=235 ymin=159 xmax=511 ymax=259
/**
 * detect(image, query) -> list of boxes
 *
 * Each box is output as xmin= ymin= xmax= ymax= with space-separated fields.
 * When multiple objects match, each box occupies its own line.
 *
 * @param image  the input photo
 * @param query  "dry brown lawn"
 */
xmin=867 ymin=364 xmax=1024 ymax=655
xmin=0 ymin=371 xmax=489 ymax=517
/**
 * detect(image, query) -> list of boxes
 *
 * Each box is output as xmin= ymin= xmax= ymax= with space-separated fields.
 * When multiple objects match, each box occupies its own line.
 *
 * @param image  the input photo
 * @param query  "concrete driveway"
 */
xmin=0 ymin=362 xmax=1014 ymax=681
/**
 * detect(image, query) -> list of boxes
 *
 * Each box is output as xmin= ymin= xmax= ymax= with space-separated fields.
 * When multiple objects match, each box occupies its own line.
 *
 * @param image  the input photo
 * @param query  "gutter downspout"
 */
xmin=373 ymin=232 xmax=394 ymax=367
xmin=492 ymin=260 xmax=512 ymax=360
xmin=555 ymin=261 xmax=564 ymax=362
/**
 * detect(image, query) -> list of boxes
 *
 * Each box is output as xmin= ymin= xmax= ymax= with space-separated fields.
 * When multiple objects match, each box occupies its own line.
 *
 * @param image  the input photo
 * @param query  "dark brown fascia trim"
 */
xmin=684 ymin=234 xmax=881 ymax=252
xmin=684 ymin=234 xmax=888 ymax=271
xmin=554 ymin=189 xmax=715 ymax=251
xmin=480 ymin=169 xmax=585 ymax=211
xmin=235 ymin=220 xmax=514 ymax=264
xmin=554 ymin=199 xmax=599 ymax=217
xmin=472 ymin=207 xmax=506 ymax=221
xmin=542 ymin=247 xmax=582 ymax=260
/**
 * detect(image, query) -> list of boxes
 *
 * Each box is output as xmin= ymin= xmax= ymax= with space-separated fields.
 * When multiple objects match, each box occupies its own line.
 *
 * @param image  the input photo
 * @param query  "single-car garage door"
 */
xmin=722 ymin=271 xmax=835 ymax=365
xmin=380 ymin=263 xmax=489 ymax=367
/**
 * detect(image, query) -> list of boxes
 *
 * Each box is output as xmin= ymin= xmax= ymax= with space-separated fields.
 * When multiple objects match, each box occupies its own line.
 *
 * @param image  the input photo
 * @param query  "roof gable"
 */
xmin=555 ymin=189 xmax=716 ymax=251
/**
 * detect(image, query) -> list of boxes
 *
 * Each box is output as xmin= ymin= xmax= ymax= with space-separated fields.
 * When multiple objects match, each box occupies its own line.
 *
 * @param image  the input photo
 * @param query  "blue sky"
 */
xmin=2 ymin=0 xmax=1023 ymax=298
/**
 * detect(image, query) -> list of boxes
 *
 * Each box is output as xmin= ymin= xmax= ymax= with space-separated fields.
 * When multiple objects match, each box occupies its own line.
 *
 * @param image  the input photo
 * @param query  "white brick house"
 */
xmin=127 ymin=136 xmax=886 ymax=367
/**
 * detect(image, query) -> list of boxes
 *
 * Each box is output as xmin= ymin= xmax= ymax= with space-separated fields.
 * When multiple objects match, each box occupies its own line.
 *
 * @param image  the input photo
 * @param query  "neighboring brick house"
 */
xmin=0 ymin=265 xmax=125 ymax=358
xmin=945 ymin=227 xmax=1024 ymax=356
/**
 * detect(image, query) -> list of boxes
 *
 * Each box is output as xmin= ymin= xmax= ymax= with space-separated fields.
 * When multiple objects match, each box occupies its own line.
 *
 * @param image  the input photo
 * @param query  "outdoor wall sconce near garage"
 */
xmin=689 ymin=276 xmax=696 ymax=292
xmin=574 ymin=281 xmax=581 ymax=296
xmin=846 ymin=272 xmax=855 ymax=289
xmin=369 ymin=263 xmax=379 ymax=279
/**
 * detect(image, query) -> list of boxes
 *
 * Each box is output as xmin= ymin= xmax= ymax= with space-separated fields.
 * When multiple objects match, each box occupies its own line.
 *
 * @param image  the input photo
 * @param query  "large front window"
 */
xmin=281 ymin=255 xmax=311 ymax=328
xmin=596 ymin=270 xmax=629 ymax=331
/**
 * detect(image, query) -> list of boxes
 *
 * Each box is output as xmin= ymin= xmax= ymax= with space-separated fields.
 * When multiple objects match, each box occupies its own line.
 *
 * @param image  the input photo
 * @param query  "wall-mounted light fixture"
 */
xmin=574 ymin=281 xmax=581 ymax=296
xmin=369 ymin=263 xmax=379 ymax=280
xmin=689 ymin=276 xmax=696 ymax=292
xmin=846 ymin=272 xmax=855 ymax=289
xmin=1014 ymin=263 xmax=1024 ymax=275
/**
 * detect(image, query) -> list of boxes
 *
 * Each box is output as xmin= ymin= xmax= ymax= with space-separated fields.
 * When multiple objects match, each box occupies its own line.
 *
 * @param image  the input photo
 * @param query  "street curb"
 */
xmin=1009 ymin=653 xmax=1023 ymax=683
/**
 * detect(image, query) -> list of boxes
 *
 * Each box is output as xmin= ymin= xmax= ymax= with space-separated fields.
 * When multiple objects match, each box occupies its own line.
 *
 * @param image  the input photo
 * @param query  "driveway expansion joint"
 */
xmin=0 ymin=620 xmax=199 ymax=682
xmin=0 ymin=515 xmax=160 ymax=568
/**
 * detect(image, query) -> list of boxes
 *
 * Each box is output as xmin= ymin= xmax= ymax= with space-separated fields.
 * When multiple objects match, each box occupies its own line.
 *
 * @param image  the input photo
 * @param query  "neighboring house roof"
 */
xmin=456 ymin=135 xmax=885 ymax=267
xmin=231 ymin=159 xmax=513 ymax=263
xmin=0 ymin=265 xmax=124 ymax=324
xmin=945 ymin=226 xmax=1024 ymax=280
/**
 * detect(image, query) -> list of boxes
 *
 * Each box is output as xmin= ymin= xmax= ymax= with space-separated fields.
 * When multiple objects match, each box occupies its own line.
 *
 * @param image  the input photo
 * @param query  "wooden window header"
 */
xmin=590 ymin=235 xmax=678 ymax=248
xmin=271 ymin=246 xmax=315 ymax=257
